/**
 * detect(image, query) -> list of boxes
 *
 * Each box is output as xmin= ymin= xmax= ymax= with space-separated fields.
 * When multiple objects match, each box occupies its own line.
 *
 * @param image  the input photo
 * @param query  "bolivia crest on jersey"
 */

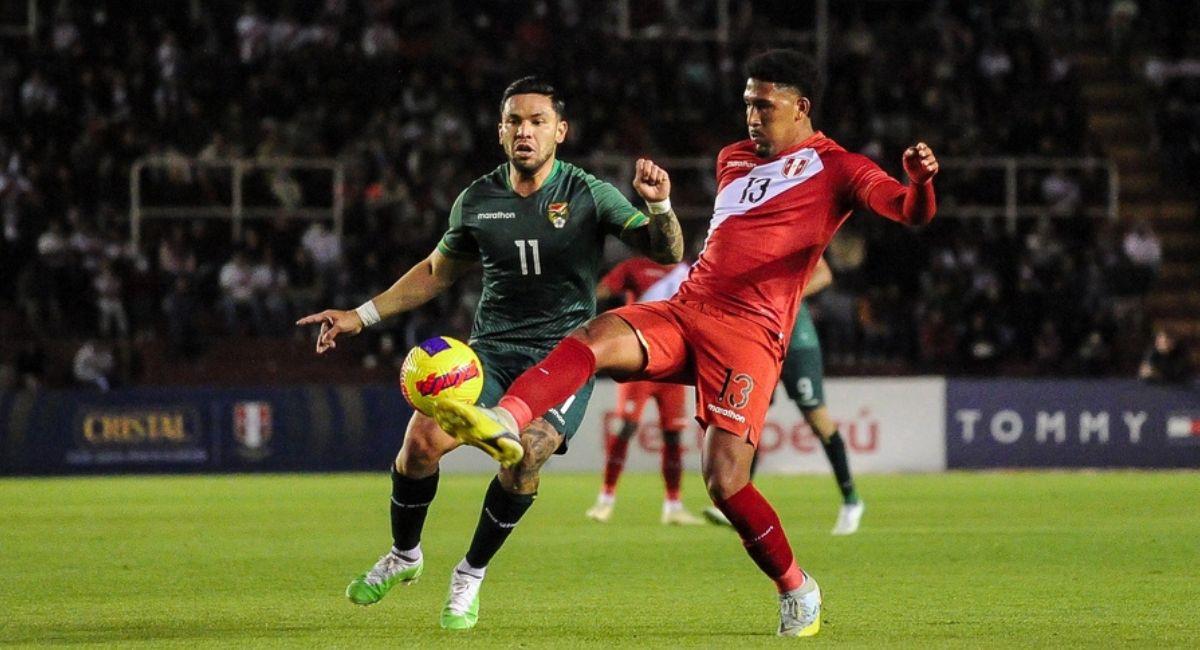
xmin=781 ymin=157 xmax=809 ymax=178
xmin=547 ymin=202 xmax=569 ymax=228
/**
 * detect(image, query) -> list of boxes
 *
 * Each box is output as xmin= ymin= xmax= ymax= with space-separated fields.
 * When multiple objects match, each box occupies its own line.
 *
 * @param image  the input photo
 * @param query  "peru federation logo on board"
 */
xmin=233 ymin=401 xmax=273 ymax=460
xmin=547 ymin=202 xmax=569 ymax=228
xmin=781 ymin=157 xmax=809 ymax=178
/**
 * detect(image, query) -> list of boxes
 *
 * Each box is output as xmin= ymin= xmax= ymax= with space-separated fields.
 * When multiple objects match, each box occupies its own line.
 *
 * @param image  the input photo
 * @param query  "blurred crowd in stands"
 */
xmin=0 ymin=0 xmax=1187 ymax=389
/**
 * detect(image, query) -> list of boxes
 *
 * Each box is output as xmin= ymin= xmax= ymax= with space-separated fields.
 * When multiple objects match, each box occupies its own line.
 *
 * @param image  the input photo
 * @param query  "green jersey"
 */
xmin=437 ymin=160 xmax=648 ymax=350
xmin=789 ymin=301 xmax=820 ymax=350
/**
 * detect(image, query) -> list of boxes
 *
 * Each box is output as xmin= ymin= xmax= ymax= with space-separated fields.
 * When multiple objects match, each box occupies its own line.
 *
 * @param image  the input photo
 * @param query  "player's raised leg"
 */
xmin=434 ymin=312 xmax=648 ymax=447
xmin=702 ymin=426 xmax=821 ymax=637
xmin=346 ymin=413 xmax=459 ymax=605
xmin=441 ymin=418 xmax=564 ymax=629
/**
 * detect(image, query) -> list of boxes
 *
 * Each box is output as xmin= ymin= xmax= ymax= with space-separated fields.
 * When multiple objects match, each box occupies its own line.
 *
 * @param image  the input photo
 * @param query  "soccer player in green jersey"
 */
xmin=296 ymin=76 xmax=683 ymax=630
xmin=703 ymin=258 xmax=865 ymax=534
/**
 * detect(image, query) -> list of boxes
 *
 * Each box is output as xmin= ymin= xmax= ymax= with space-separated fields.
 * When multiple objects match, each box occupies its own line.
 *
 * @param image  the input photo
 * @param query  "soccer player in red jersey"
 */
xmin=585 ymin=257 xmax=702 ymax=525
xmin=434 ymin=49 xmax=939 ymax=637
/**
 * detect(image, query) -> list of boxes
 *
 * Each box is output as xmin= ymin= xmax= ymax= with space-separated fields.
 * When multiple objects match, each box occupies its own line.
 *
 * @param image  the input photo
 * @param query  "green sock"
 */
xmin=464 ymin=476 xmax=536 ymax=568
xmin=820 ymin=431 xmax=859 ymax=504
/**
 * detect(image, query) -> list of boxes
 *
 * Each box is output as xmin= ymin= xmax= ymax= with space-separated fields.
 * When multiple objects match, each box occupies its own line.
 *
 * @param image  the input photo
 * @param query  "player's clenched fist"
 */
xmin=632 ymin=158 xmax=671 ymax=202
xmin=902 ymin=142 xmax=939 ymax=184
xmin=295 ymin=309 xmax=363 ymax=354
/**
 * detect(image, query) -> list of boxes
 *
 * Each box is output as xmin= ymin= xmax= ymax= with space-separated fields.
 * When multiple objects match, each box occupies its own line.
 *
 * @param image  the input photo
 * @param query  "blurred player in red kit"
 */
xmin=584 ymin=257 xmax=702 ymax=525
xmin=434 ymin=48 xmax=939 ymax=637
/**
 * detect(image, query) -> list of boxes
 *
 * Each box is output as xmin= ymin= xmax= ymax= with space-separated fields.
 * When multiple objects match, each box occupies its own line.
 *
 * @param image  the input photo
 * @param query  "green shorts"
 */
xmin=473 ymin=342 xmax=594 ymax=454
xmin=780 ymin=343 xmax=825 ymax=411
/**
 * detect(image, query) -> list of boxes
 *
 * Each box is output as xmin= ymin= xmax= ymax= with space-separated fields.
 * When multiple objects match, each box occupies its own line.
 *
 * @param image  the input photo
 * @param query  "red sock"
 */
xmin=602 ymin=434 xmax=631 ymax=495
xmin=498 ymin=337 xmax=596 ymax=431
xmin=661 ymin=434 xmax=682 ymax=501
xmin=715 ymin=483 xmax=805 ymax=593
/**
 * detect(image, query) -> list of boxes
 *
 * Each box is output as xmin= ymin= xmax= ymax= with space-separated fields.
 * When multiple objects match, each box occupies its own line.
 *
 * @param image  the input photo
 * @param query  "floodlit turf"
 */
xmin=1 ymin=471 xmax=1198 ymax=648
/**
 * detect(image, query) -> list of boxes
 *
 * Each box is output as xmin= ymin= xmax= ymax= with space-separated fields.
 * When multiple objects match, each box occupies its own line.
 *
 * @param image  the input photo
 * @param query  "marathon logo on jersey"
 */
xmin=477 ymin=211 xmax=517 ymax=220
xmin=1166 ymin=413 xmax=1200 ymax=444
xmin=725 ymin=160 xmax=756 ymax=169
xmin=416 ymin=361 xmax=481 ymax=397
xmin=706 ymin=402 xmax=746 ymax=424
xmin=781 ymin=157 xmax=809 ymax=178
xmin=547 ymin=202 xmax=569 ymax=228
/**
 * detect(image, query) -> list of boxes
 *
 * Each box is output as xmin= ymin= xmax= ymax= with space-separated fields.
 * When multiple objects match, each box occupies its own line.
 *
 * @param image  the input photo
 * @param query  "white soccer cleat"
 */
xmin=440 ymin=563 xmax=484 ymax=630
xmin=586 ymin=500 xmax=614 ymax=523
xmin=703 ymin=506 xmax=732 ymax=527
xmin=345 ymin=549 xmax=424 ymax=605
xmin=831 ymin=500 xmax=865 ymax=536
xmin=661 ymin=502 xmax=704 ymax=526
xmin=778 ymin=573 xmax=822 ymax=637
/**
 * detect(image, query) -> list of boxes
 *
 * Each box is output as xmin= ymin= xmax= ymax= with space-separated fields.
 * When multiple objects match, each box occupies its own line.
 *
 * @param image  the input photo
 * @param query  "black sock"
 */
xmin=390 ymin=467 xmax=439 ymax=553
xmin=464 ymin=476 xmax=536 ymax=569
xmin=820 ymin=431 xmax=858 ymax=504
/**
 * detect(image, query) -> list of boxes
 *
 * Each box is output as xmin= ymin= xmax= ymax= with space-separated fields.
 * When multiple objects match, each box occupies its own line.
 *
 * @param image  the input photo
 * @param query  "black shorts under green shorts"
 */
xmin=473 ymin=341 xmax=595 ymax=454
xmin=780 ymin=343 xmax=825 ymax=411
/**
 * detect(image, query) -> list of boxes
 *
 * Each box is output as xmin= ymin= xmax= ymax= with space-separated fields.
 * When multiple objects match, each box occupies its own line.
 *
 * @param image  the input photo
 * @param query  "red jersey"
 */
xmin=600 ymin=257 xmax=678 ymax=304
xmin=675 ymin=131 xmax=933 ymax=339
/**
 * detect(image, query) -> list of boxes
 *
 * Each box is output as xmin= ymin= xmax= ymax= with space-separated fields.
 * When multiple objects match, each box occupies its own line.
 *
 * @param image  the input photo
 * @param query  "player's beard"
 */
xmin=509 ymin=148 xmax=551 ymax=177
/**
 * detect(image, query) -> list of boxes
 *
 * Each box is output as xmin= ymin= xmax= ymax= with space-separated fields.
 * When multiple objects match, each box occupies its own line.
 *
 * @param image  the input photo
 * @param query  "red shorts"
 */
xmin=611 ymin=299 xmax=785 ymax=445
xmin=616 ymin=380 xmax=689 ymax=431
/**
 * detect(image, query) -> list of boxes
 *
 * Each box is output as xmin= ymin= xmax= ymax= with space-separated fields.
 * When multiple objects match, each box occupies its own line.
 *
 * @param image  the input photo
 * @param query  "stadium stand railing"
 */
xmin=584 ymin=154 xmax=1119 ymax=231
xmin=129 ymin=156 xmax=346 ymax=248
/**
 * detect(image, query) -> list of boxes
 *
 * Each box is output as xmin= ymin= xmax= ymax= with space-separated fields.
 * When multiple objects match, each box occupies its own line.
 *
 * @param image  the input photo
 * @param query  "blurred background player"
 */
xmin=297 ymin=77 xmax=683 ymax=630
xmin=705 ymin=258 xmax=866 ymax=535
xmin=434 ymin=49 xmax=939 ymax=637
xmin=585 ymin=257 xmax=702 ymax=525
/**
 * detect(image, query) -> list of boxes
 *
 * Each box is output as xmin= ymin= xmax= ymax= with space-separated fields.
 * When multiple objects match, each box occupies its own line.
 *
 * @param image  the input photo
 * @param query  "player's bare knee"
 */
xmin=662 ymin=429 xmax=681 ymax=446
xmin=703 ymin=470 xmax=747 ymax=501
xmin=397 ymin=432 xmax=447 ymax=475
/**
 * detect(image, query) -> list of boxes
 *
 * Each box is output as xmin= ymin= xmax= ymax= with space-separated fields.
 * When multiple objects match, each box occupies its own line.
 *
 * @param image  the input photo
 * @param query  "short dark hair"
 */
xmin=499 ymin=76 xmax=565 ymax=118
xmin=743 ymin=49 xmax=821 ymax=102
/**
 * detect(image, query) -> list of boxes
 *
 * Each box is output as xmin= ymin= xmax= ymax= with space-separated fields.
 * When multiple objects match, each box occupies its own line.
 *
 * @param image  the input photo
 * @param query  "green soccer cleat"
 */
xmin=703 ymin=506 xmax=732 ymax=527
xmin=440 ymin=566 xmax=484 ymax=630
xmin=345 ymin=551 xmax=423 ymax=606
xmin=432 ymin=399 xmax=524 ymax=468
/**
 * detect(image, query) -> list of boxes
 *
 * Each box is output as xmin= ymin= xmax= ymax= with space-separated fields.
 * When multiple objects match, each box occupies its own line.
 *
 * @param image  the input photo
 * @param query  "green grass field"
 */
xmin=2 ymin=471 xmax=1198 ymax=648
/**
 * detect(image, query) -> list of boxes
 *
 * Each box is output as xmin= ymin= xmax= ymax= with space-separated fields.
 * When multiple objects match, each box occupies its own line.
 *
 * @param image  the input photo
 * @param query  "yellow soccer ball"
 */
xmin=399 ymin=336 xmax=485 ymax=416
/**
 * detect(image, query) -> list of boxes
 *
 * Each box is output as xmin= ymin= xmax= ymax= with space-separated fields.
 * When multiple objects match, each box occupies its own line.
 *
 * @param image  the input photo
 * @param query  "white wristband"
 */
xmin=646 ymin=198 xmax=672 ymax=215
xmin=355 ymin=300 xmax=382 ymax=328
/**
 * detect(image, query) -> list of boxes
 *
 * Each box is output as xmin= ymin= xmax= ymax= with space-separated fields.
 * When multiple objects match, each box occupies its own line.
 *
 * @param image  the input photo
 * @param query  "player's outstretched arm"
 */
xmin=902 ymin=142 xmax=939 ymax=185
xmin=857 ymin=142 xmax=939 ymax=227
xmin=295 ymin=249 xmax=475 ymax=354
xmin=623 ymin=158 xmax=684 ymax=264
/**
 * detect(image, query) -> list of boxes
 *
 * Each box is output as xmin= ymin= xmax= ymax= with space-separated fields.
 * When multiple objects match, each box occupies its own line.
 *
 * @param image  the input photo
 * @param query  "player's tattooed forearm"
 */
xmin=648 ymin=210 xmax=684 ymax=264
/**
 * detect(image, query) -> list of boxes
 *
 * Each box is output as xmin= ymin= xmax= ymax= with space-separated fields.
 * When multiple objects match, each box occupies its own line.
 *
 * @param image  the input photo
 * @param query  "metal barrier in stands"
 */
xmin=584 ymin=154 xmax=1119 ymax=232
xmin=128 ymin=156 xmax=345 ymax=247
